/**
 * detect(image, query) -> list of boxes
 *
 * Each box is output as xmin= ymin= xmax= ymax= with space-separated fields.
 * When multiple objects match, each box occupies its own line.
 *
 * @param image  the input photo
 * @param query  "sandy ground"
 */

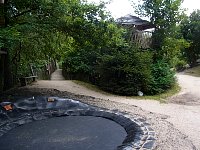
xmin=25 ymin=70 xmax=200 ymax=149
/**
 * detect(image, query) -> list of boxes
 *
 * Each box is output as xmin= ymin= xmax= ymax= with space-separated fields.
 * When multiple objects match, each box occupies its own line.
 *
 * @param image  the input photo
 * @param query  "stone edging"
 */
xmin=0 ymin=97 xmax=156 ymax=150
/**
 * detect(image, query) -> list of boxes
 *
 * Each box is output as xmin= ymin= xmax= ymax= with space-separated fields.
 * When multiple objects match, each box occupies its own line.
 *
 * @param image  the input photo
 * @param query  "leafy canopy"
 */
xmin=180 ymin=10 xmax=200 ymax=66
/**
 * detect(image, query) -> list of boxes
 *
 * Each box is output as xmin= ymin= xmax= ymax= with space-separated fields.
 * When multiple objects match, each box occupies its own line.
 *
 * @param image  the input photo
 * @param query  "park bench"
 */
xmin=19 ymin=64 xmax=38 ymax=86
xmin=19 ymin=76 xmax=38 ymax=86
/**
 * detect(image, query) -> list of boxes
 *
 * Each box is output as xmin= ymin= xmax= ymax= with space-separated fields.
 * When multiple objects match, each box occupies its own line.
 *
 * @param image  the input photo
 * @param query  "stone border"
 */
xmin=0 ymin=97 xmax=156 ymax=150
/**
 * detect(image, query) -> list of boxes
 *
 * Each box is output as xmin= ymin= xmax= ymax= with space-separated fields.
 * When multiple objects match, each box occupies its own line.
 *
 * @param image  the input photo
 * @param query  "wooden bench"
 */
xmin=19 ymin=76 xmax=38 ymax=86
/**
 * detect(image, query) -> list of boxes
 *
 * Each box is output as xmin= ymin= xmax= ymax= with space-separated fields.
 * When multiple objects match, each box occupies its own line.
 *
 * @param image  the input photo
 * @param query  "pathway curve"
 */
xmin=30 ymin=69 xmax=200 ymax=149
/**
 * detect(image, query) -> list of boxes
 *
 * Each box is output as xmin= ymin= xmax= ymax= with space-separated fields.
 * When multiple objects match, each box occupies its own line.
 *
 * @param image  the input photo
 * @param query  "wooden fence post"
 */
xmin=0 ymin=0 xmax=5 ymax=92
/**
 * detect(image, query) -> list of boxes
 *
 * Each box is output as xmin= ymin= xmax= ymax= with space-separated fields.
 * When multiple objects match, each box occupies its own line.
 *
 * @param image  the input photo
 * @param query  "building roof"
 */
xmin=116 ymin=14 xmax=155 ymax=31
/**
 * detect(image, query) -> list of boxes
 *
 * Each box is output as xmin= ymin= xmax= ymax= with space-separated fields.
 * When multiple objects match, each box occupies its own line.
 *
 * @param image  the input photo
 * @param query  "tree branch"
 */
xmin=11 ymin=8 xmax=37 ymax=19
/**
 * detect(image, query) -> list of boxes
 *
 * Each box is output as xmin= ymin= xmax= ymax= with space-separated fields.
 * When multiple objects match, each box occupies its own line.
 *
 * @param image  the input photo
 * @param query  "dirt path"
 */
xmin=50 ymin=69 xmax=65 ymax=80
xmin=169 ymin=73 xmax=200 ymax=105
xmin=29 ymin=70 xmax=200 ymax=149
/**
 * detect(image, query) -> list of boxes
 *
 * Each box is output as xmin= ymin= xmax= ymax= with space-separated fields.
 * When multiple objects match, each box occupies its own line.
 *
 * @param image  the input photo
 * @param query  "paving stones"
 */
xmin=0 ymin=97 xmax=156 ymax=150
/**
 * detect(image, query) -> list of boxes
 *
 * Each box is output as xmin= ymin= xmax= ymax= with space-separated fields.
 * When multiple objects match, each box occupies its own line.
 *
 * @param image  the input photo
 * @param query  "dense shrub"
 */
xmin=61 ymin=9 xmax=176 ymax=96
xmin=95 ymin=46 xmax=153 ymax=95
xmin=149 ymin=60 xmax=176 ymax=94
xmin=62 ymin=48 xmax=98 ymax=81
xmin=175 ymin=60 xmax=187 ymax=71
xmin=63 ymin=45 xmax=176 ymax=96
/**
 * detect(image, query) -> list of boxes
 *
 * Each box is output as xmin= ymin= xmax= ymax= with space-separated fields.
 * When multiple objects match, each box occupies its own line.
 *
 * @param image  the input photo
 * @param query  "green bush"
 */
xmin=62 ymin=48 xmax=98 ymax=81
xmin=175 ymin=60 xmax=187 ymax=71
xmin=149 ymin=60 xmax=176 ymax=94
xmin=63 ymin=45 xmax=176 ymax=96
xmin=61 ymin=14 xmax=177 ymax=96
xmin=95 ymin=46 xmax=153 ymax=95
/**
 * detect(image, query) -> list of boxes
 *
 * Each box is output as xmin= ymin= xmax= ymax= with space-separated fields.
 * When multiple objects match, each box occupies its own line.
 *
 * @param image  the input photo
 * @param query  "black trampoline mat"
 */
xmin=0 ymin=116 xmax=127 ymax=150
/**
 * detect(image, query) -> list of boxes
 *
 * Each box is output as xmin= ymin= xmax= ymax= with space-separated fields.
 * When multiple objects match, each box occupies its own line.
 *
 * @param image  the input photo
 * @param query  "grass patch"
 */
xmin=131 ymin=83 xmax=181 ymax=103
xmin=184 ymin=65 xmax=200 ymax=77
xmin=72 ymin=80 xmax=112 ymax=96
xmin=73 ymin=80 xmax=181 ymax=102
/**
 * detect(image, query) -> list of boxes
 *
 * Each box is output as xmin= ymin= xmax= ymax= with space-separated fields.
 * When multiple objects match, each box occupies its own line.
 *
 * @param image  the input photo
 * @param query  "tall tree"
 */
xmin=0 ymin=0 xmax=13 ymax=91
xmin=181 ymin=10 xmax=200 ymax=66
xmin=136 ymin=0 xmax=184 ymax=49
xmin=0 ymin=0 xmax=63 ymax=90
xmin=0 ymin=0 xmax=115 ymax=91
xmin=134 ymin=0 xmax=189 ymax=68
xmin=0 ymin=0 xmax=5 ymax=91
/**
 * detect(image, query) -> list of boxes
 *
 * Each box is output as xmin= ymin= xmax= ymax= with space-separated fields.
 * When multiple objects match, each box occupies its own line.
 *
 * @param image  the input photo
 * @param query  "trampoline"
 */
xmin=0 ymin=116 xmax=126 ymax=150
xmin=0 ymin=97 xmax=155 ymax=150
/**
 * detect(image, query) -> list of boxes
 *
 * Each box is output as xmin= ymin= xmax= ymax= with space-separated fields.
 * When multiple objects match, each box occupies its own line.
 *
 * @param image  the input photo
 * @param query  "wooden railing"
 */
xmin=130 ymin=30 xmax=152 ymax=49
xmin=120 ymin=24 xmax=153 ymax=49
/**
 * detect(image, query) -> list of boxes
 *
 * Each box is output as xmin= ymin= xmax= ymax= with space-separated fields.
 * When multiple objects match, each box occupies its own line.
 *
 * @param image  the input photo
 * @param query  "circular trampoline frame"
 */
xmin=0 ymin=97 xmax=156 ymax=150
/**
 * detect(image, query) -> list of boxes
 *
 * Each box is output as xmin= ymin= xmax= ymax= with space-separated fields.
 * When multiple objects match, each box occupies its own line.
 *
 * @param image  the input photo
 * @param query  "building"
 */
xmin=116 ymin=14 xmax=155 ymax=49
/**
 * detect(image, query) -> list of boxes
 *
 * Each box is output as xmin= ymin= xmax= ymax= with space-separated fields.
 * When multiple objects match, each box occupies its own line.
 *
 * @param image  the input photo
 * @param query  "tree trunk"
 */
xmin=0 ymin=55 xmax=5 ymax=91
xmin=0 ymin=0 xmax=13 ymax=91
xmin=0 ymin=0 xmax=5 ymax=92
xmin=3 ymin=49 xmax=13 ymax=90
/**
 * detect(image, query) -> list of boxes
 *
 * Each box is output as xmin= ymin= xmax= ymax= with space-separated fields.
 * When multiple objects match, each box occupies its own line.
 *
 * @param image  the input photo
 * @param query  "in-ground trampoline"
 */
xmin=0 ymin=97 xmax=156 ymax=150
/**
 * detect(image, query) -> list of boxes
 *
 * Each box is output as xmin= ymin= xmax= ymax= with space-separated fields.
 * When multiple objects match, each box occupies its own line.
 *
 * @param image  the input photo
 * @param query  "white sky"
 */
xmin=87 ymin=0 xmax=200 ymax=19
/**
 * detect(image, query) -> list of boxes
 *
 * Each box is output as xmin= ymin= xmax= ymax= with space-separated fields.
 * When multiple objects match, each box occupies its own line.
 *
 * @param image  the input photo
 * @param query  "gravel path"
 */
xmin=2 ymin=70 xmax=199 ymax=149
xmin=30 ymin=78 xmax=200 ymax=149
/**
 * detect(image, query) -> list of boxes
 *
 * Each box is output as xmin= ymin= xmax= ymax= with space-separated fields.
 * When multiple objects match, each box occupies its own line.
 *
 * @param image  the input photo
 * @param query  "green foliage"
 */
xmin=175 ymin=59 xmax=187 ymax=71
xmin=62 ymin=6 xmax=126 ymax=80
xmin=96 ymin=46 xmax=153 ymax=95
xmin=136 ymin=0 xmax=183 ymax=26
xmin=135 ymin=0 xmax=185 ymax=53
xmin=149 ymin=60 xmax=176 ymax=94
xmin=61 ymin=0 xmax=177 ymax=96
xmin=1 ymin=0 xmax=70 ymax=78
xmin=134 ymin=0 xmax=190 ymax=69
xmin=180 ymin=10 xmax=200 ymax=66
xmin=161 ymin=36 xmax=190 ymax=67
xmin=1 ymin=0 xmax=177 ymax=95
xmin=63 ymin=41 xmax=176 ymax=95
xmin=2 ymin=0 xmax=110 ymax=78
xmin=64 ymin=45 xmax=153 ymax=96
